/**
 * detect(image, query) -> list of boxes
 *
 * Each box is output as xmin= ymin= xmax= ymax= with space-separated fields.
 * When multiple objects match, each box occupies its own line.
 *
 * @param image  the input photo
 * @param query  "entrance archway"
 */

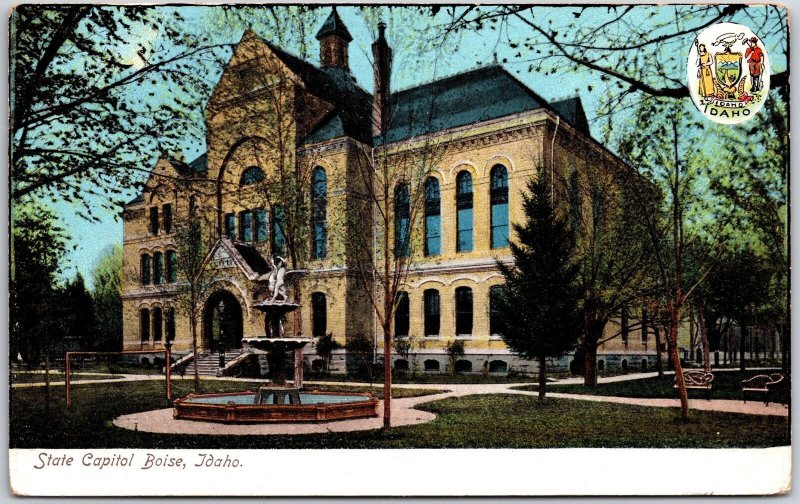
xmin=203 ymin=290 xmax=243 ymax=351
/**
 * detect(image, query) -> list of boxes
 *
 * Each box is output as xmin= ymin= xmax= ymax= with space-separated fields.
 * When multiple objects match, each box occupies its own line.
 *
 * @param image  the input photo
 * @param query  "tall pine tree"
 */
xmin=496 ymin=171 xmax=581 ymax=403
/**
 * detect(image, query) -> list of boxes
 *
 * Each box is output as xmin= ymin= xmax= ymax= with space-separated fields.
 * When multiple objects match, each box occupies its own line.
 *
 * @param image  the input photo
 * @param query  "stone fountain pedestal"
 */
xmin=244 ymin=300 xmax=311 ymax=388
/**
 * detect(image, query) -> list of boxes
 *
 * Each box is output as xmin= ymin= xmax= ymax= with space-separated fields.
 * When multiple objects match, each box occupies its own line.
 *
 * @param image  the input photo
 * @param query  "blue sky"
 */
xmin=46 ymin=5 xmax=787 ymax=287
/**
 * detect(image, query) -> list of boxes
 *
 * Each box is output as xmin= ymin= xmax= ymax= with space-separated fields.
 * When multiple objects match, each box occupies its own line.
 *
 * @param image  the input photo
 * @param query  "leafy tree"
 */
xmin=91 ymin=245 xmax=124 ymax=351
xmin=495 ymin=172 xmax=581 ymax=404
xmin=10 ymin=207 xmax=68 ymax=367
xmin=63 ymin=273 xmax=97 ymax=350
xmin=444 ymin=340 xmax=465 ymax=376
xmin=10 ymin=5 xmax=227 ymax=216
xmin=345 ymin=333 xmax=376 ymax=386
xmin=315 ymin=333 xmax=342 ymax=373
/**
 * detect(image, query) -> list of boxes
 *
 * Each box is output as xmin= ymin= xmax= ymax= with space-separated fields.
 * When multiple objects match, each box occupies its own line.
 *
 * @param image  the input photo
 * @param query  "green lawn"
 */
xmin=11 ymin=372 xmax=124 ymax=383
xmin=10 ymin=380 xmax=788 ymax=449
xmin=513 ymin=370 xmax=788 ymax=402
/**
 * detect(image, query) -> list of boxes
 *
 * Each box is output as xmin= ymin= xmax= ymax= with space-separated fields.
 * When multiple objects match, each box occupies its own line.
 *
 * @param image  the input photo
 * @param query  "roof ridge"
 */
xmin=390 ymin=64 xmax=502 ymax=96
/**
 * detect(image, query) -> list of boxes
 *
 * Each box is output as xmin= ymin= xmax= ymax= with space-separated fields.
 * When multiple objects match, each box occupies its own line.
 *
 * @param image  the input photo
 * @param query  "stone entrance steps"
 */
xmin=175 ymin=350 xmax=247 ymax=377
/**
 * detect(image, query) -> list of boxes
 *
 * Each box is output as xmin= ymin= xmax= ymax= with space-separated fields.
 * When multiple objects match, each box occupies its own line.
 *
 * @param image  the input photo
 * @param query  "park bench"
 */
xmin=674 ymin=370 xmax=714 ymax=400
xmin=741 ymin=373 xmax=784 ymax=406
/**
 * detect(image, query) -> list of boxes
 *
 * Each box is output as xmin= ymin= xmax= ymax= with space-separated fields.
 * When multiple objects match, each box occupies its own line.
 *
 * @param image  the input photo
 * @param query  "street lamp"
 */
xmin=164 ymin=340 xmax=173 ymax=400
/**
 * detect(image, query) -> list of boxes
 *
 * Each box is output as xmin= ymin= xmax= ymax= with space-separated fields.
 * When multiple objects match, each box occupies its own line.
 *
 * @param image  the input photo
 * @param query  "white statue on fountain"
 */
xmin=265 ymin=255 xmax=288 ymax=302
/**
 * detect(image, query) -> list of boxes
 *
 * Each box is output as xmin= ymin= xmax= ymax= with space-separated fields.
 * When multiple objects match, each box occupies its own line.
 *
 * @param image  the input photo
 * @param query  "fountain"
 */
xmin=173 ymin=255 xmax=378 ymax=423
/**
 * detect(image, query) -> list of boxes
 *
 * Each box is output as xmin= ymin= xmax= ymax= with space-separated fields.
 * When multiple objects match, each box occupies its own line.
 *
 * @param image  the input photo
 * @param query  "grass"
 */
xmin=305 ymin=372 xmax=536 ymax=384
xmin=512 ymin=370 xmax=787 ymax=402
xmin=11 ymin=372 xmax=124 ymax=384
xmin=10 ymin=380 xmax=788 ymax=449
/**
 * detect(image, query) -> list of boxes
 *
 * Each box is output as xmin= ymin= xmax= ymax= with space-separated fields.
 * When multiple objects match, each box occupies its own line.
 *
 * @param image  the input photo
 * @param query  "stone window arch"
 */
xmin=456 ymin=171 xmax=473 ymax=252
xmin=424 ymin=177 xmax=441 ymax=256
xmin=490 ymin=164 xmax=509 ymax=248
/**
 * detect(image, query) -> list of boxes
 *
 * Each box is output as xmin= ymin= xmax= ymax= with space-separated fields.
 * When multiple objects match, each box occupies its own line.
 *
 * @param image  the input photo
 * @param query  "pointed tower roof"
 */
xmin=315 ymin=7 xmax=353 ymax=42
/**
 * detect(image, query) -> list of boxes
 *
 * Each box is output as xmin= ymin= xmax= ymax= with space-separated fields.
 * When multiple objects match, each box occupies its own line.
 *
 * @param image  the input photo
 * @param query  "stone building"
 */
xmin=121 ymin=9 xmax=659 ymax=375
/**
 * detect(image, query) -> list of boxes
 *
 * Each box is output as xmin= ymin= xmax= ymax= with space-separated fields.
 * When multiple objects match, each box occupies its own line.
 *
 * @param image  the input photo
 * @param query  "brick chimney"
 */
xmin=372 ymin=21 xmax=392 ymax=137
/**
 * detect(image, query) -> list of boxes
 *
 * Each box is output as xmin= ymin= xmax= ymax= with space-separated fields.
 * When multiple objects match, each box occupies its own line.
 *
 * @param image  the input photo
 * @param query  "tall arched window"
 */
xmin=424 ymin=177 xmax=441 ymax=256
xmin=455 ymin=286 xmax=473 ymax=336
xmin=166 ymin=250 xmax=177 ymax=283
xmin=311 ymin=292 xmax=327 ymax=337
xmin=394 ymin=292 xmax=410 ymax=337
xmin=312 ymin=167 xmax=327 ymax=259
xmin=424 ymin=289 xmax=440 ymax=337
xmin=456 ymin=171 xmax=473 ymax=252
xmin=152 ymin=307 xmax=163 ymax=342
xmin=140 ymin=254 xmax=151 ymax=285
xmin=489 ymin=285 xmax=507 ymax=336
xmin=272 ymin=206 xmax=286 ymax=255
xmin=240 ymin=166 xmax=265 ymax=186
xmin=394 ymin=183 xmax=410 ymax=258
xmin=165 ymin=308 xmax=175 ymax=342
xmin=490 ymin=165 xmax=509 ymax=248
xmin=153 ymin=252 xmax=164 ymax=285
xmin=140 ymin=309 xmax=150 ymax=342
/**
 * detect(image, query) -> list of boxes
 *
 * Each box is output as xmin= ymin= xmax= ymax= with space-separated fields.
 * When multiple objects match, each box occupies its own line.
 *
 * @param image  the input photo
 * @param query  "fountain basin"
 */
xmin=173 ymin=390 xmax=379 ymax=423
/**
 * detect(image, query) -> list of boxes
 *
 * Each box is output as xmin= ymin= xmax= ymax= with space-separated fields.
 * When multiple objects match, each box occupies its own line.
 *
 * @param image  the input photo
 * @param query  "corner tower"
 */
xmin=316 ymin=7 xmax=353 ymax=69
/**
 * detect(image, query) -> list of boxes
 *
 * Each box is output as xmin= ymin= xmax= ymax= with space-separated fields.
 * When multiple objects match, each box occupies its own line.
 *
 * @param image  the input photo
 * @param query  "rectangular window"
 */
xmin=394 ymin=292 xmax=410 ymax=337
xmin=162 ymin=204 xmax=172 ymax=234
xmin=239 ymin=210 xmax=253 ymax=242
xmin=255 ymin=208 xmax=268 ymax=243
xmin=140 ymin=255 xmax=151 ymax=285
xmin=272 ymin=206 xmax=286 ymax=255
xmin=153 ymin=252 xmax=164 ymax=285
xmin=140 ymin=310 xmax=150 ymax=342
xmin=166 ymin=250 xmax=177 ymax=283
xmin=225 ymin=213 xmax=236 ymax=240
xmin=149 ymin=207 xmax=159 ymax=235
xmin=311 ymin=292 xmax=327 ymax=337
xmin=457 ymin=208 xmax=473 ymax=252
xmin=491 ymin=202 xmax=509 ymax=248
xmin=424 ymin=289 xmax=440 ymax=337
xmin=621 ymin=304 xmax=629 ymax=344
xmin=455 ymin=287 xmax=473 ymax=336
xmin=641 ymin=307 xmax=648 ymax=343
xmin=425 ymin=215 xmax=441 ymax=256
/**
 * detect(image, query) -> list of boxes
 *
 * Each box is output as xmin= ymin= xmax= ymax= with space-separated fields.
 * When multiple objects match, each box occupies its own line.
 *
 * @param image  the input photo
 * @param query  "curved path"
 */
xmin=112 ymin=376 xmax=787 ymax=436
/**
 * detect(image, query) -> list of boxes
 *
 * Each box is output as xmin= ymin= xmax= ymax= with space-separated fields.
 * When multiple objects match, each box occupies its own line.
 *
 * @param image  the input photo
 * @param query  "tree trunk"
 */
xmin=583 ymin=344 xmax=598 ymax=387
xmin=538 ymin=357 xmax=547 ymax=404
xmin=44 ymin=351 xmax=50 ymax=398
xmin=698 ymin=310 xmax=710 ymax=372
xmin=383 ymin=324 xmax=391 ymax=429
xmin=654 ymin=325 xmax=663 ymax=377
xmin=670 ymin=306 xmax=689 ymax=422
xmin=191 ymin=307 xmax=200 ymax=393
xmin=739 ymin=323 xmax=746 ymax=372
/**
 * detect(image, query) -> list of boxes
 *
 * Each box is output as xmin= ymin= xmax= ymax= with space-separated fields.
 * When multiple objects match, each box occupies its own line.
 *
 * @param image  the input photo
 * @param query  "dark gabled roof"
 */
xmin=551 ymin=96 xmax=589 ymax=135
xmin=262 ymin=41 xmax=372 ymax=145
xmin=378 ymin=65 xmax=545 ymax=145
xmin=127 ymin=193 xmax=144 ymax=205
xmin=233 ymin=243 xmax=269 ymax=275
xmin=126 ymin=152 xmax=208 ymax=206
xmin=315 ymin=8 xmax=353 ymax=42
xmin=376 ymin=65 xmax=590 ymax=145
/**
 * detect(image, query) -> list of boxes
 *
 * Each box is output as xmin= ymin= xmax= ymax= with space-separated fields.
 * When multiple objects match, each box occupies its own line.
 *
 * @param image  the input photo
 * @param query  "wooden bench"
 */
xmin=741 ymin=373 xmax=784 ymax=406
xmin=674 ymin=370 xmax=714 ymax=400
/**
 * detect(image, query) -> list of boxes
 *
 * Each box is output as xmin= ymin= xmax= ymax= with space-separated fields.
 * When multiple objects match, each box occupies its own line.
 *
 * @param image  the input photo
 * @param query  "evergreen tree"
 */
xmin=91 ymin=245 xmax=124 ymax=351
xmin=496 ymin=171 xmax=581 ymax=404
xmin=64 ymin=273 xmax=97 ymax=350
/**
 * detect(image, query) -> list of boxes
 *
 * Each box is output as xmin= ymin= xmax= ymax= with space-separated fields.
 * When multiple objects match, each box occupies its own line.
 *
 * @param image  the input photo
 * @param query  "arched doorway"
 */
xmin=203 ymin=290 xmax=243 ymax=351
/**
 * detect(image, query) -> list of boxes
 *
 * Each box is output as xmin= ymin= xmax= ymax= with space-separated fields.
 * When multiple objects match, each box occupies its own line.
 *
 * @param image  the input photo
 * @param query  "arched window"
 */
xmin=225 ymin=213 xmax=236 ymax=240
xmin=456 ymin=171 xmax=473 ymax=252
xmin=140 ymin=309 xmax=150 ymax=342
xmin=394 ymin=359 xmax=409 ymax=372
xmin=153 ymin=252 xmax=164 ymax=285
xmin=140 ymin=254 xmax=151 ymax=285
xmin=240 ymin=166 xmax=265 ymax=186
xmin=394 ymin=291 xmax=409 ymax=338
xmin=455 ymin=359 xmax=472 ymax=373
xmin=598 ymin=359 xmax=605 ymax=371
xmin=255 ymin=208 xmax=268 ymax=243
xmin=312 ymin=167 xmax=327 ymax=259
xmin=166 ymin=251 xmax=177 ymax=283
xmin=455 ymin=286 xmax=473 ymax=336
xmin=311 ymin=292 xmax=327 ymax=337
xmin=272 ymin=206 xmax=286 ymax=255
xmin=152 ymin=307 xmax=163 ymax=342
xmin=424 ymin=177 xmax=441 ymax=256
xmin=424 ymin=289 xmax=440 ymax=337
xmin=424 ymin=359 xmax=440 ymax=372
xmin=394 ymin=183 xmax=410 ymax=258
xmin=239 ymin=210 xmax=253 ymax=242
xmin=490 ymin=165 xmax=509 ymax=248
xmin=489 ymin=360 xmax=508 ymax=373
xmin=165 ymin=308 xmax=175 ymax=342
xmin=489 ymin=285 xmax=506 ymax=336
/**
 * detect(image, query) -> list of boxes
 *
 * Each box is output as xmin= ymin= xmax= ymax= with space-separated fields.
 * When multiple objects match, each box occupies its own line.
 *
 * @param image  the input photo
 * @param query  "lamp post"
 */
xmin=164 ymin=341 xmax=172 ymax=400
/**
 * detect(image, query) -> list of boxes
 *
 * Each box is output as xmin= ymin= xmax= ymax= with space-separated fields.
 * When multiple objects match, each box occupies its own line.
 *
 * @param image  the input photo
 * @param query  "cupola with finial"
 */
xmin=316 ymin=7 xmax=352 ymax=69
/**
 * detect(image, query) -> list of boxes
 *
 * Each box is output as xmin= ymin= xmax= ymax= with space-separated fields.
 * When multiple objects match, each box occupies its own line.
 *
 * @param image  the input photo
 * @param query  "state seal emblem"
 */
xmin=688 ymin=22 xmax=769 ymax=124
